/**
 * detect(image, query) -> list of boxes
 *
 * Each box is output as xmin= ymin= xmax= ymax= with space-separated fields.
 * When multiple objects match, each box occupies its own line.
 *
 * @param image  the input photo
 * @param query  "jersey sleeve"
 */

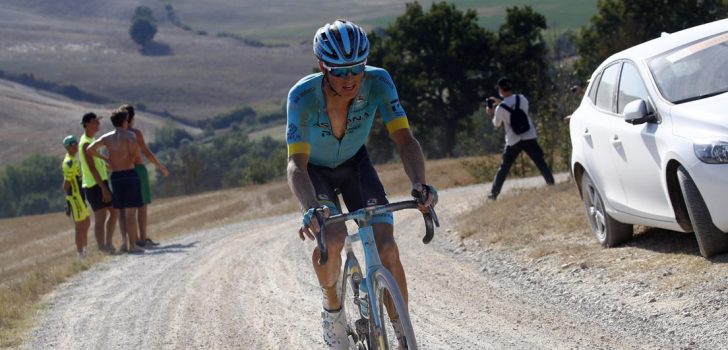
xmin=286 ymin=85 xmax=312 ymax=157
xmin=373 ymin=69 xmax=410 ymax=134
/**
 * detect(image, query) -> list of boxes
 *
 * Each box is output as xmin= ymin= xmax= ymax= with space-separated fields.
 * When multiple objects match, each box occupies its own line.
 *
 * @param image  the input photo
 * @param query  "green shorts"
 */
xmin=134 ymin=164 xmax=152 ymax=205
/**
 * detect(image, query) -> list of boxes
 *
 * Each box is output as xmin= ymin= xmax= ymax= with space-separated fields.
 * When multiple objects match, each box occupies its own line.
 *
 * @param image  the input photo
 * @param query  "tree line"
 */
xmin=3 ymin=0 xmax=726 ymax=219
xmin=365 ymin=0 xmax=727 ymax=163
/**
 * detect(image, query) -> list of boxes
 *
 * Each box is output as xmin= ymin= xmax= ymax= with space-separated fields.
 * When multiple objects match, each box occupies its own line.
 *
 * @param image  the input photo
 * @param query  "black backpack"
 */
xmin=499 ymin=95 xmax=530 ymax=134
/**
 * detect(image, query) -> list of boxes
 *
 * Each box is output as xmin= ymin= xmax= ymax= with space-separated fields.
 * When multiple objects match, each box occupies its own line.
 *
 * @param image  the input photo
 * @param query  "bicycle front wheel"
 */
xmin=370 ymin=268 xmax=417 ymax=350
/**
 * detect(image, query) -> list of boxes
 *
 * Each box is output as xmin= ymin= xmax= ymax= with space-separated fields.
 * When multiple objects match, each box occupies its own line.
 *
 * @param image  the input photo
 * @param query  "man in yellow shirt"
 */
xmin=61 ymin=135 xmax=90 ymax=258
xmin=78 ymin=112 xmax=118 ymax=253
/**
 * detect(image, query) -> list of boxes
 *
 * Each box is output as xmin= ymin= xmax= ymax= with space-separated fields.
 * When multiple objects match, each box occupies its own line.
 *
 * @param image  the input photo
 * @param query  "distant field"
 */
xmin=0 ymin=0 xmax=595 ymax=118
xmin=170 ymin=0 xmax=596 ymax=41
xmin=0 ymin=79 xmax=199 ymax=165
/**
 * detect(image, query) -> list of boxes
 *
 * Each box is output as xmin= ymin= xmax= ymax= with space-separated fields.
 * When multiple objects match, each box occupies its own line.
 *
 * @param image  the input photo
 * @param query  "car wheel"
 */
xmin=581 ymin=173 xmax=633 ymax=247
xmin=676 ymin=166 xmax=728 ymax=258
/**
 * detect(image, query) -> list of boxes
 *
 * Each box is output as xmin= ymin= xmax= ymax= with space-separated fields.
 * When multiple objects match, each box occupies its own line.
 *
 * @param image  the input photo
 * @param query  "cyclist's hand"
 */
xmin=412 ymin=183 xmax=438 ymax=213
xmin=299 ymin=205 xmax=330 ymax=241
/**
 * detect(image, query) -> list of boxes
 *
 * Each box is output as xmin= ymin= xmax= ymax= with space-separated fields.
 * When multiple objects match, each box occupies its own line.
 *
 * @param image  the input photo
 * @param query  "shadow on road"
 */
xmin=628 ymin=227 xmax=728 ymax=263
xmin=140 ymin=241 xmax=199 ymax=255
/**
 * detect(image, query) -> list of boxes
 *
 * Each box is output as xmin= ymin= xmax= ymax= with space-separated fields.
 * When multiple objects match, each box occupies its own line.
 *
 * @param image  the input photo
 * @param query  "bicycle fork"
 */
xmin=345 ymin=228 xmax=388 ymax=344
xmin=344 ymin=236 xmax=371 ymax=342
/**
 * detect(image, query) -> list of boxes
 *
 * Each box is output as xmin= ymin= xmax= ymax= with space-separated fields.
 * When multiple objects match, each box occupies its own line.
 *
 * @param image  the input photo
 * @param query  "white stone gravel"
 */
xmin=20 ymin=175 xmax=728 ymax=349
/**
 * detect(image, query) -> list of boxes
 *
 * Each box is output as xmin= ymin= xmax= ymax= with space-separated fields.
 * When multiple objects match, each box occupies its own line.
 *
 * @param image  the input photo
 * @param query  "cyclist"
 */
xmin=286 ymin=19 xmax=437 ymax=349
xmin=61 ymin=135 xmax=90 ymax=258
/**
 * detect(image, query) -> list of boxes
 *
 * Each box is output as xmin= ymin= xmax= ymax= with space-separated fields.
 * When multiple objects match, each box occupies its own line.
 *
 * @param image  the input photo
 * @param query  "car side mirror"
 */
xmin=624 ymin=99 xmax=657 ymax=125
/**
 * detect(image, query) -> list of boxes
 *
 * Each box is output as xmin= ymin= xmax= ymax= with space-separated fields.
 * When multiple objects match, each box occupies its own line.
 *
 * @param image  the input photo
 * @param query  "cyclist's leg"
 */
xmin=373 ymin=222 xmax=407 ymax=307
xmin=307 ymin=163 xmax=351 ymax=349
xmin=336 ymin=147 xmax=406 ymax=310
xmin=312 ymin=220 xmax=347 ymax=309
xmin=307 ymin=162 xmax=347 ymax=308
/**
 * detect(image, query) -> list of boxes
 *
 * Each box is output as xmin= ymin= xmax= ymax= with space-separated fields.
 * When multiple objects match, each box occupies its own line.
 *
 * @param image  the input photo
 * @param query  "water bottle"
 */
xmin=358 ymin=282 xmax=369 ymax=319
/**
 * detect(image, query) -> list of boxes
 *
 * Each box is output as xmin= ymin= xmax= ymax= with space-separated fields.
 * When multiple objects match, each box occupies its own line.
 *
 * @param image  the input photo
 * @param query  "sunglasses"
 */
xmin=323 ymin=61 xmax=366 ymax=78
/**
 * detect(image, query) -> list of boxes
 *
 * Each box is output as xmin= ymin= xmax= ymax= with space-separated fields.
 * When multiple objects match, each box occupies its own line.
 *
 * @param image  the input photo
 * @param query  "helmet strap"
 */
xmin=323 ymin=74 xmax=342 ymax=97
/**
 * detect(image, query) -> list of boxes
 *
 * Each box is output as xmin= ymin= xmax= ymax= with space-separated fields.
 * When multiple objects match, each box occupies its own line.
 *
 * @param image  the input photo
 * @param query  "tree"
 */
xmin=575 ymin=0 xmax=728 ymax=79
xmin=368 ymin=1 xmax=497 ymax=158
xmin=0 ymin=154 xmax=64 ymax=218
xmin=495 ymin=6 xmax=549 ymax=104
xmin=129 ymin=6 xmax=158 ymax=47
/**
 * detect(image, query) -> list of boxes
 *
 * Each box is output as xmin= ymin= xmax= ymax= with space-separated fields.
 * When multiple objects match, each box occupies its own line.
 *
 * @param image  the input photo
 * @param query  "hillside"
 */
xmin=0 ymin=0 xmax=596 ymax=164
xmin=0 ymin=79 xmax=199 ymax=165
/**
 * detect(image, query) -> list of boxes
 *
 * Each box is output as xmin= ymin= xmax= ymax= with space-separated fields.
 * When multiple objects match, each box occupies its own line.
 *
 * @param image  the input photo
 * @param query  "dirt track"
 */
xmin=20 ymin=176 xmax=728 ymax=349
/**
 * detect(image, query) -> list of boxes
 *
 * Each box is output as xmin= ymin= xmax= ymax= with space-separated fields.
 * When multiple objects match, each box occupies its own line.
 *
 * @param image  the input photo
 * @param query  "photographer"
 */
xmin=485 ymin=78 xmax=554 ymax=200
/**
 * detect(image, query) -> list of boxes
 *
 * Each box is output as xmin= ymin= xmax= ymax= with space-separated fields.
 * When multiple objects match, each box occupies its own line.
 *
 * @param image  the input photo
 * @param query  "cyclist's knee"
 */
xmin=319 ymin=222 xmax=347 ymax=253
xmin=373 ymin=223 xmax=399 ymax=263
xmin=379 ymin=239 xmax=401 ymax=265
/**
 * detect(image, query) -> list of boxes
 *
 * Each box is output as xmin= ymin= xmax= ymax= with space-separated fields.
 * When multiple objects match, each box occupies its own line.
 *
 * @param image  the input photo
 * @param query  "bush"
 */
xmin=0 ymin=155 xmax=65 ymax=218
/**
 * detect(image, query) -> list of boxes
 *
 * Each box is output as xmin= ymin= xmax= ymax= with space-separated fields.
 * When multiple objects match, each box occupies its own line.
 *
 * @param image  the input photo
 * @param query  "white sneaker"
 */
xmin=321 ymin=308 xmax=348 ymax=349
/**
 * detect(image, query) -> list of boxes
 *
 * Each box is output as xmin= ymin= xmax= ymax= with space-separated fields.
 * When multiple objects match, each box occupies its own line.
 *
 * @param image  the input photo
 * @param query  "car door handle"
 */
xmin=610 ymin=135 xmax=622 ymax=145
xmin=583 ymin=129 xmax=591 ymax=139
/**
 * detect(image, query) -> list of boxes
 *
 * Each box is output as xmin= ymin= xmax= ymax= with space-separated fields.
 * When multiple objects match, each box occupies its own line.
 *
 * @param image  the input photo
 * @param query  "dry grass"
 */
xmin=458 ymin=181 xmax=589 ymax=259
xmin=0 ymin=156 xmax=484 ymax=348
xmin=456 ymin=179 xmax=728 ymax=294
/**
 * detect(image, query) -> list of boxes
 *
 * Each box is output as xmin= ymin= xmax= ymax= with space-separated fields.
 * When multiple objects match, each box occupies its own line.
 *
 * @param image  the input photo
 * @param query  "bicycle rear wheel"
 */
xmin=369 ymin=268 xmax=417 ymax=350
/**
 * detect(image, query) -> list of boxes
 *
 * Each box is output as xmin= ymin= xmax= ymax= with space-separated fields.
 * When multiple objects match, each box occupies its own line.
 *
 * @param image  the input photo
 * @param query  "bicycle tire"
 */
xmin=369 ymin=268 xmax=417 ymax=350
xmin=341 ymin=253 xmax=370 ymax=349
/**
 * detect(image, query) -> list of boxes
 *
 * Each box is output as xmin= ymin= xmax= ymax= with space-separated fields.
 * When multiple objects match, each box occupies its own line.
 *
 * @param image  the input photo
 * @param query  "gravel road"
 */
xmin=20 ymin=176 xmax=728 ymax=349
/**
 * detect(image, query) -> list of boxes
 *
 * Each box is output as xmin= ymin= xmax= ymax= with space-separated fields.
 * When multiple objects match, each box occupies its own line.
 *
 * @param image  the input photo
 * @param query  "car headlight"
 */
xmin=694 ymin=141 xmax=728 ymax=164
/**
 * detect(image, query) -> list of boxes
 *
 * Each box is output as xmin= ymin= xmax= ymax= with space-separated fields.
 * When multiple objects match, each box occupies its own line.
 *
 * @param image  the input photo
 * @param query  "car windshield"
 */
xmin=648 ymin=32 xmax=728 ymax=104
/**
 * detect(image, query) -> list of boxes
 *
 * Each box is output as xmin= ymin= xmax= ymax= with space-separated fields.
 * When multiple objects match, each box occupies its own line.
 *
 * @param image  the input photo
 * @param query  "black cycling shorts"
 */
xmin=307 ymin=146 xmax=392 ymax=225
xmin=84 ymin=180 xmax=112 ymax=212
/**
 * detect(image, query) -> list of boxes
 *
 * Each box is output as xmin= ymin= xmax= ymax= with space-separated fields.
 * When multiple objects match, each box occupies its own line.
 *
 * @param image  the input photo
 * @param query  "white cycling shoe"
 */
xmin=321 ymin=308 xmax=349 ymax=350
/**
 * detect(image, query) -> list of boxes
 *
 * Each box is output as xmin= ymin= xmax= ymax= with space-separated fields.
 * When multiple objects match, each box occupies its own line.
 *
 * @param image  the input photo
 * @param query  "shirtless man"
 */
xmin=86 ymin=109 xmax=144 ymax=254
xmin=120 ymin=104 xmax=169 ymax=247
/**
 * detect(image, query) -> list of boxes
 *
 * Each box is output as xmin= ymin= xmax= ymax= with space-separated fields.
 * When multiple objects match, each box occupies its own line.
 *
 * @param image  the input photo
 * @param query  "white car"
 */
xmin=569 ymin=19 xmax=728 ymax=258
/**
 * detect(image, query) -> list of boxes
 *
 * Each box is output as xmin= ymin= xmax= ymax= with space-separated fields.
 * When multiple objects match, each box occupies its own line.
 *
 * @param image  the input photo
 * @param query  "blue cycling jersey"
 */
xmin=286 ymin=66 xmax=409 ymax=168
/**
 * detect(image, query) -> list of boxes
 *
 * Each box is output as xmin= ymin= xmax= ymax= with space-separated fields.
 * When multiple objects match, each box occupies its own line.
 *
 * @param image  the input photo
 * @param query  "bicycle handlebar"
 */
xmin=314 ymin=198 xmax=439 ymax=265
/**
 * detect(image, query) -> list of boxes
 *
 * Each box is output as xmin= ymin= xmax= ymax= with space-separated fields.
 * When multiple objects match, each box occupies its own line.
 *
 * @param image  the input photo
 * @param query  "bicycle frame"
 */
xmin=343 ymin=219 xmax=386 ymax=335
xmin=315 ymin=199 xmax=439 ymax=349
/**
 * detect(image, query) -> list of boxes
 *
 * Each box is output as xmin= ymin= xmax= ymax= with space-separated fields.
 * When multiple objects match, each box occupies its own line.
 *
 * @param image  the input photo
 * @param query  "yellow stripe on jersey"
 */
xmin=385 ymin=117 xmax=410 ymax=134
xmin=287 ymin=142 xmax=311 ymax=156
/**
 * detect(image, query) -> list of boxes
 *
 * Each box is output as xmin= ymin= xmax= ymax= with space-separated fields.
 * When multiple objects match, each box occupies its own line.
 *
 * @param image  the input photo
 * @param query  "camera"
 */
xmin=486 ymin=98 xmax=495 ymax=109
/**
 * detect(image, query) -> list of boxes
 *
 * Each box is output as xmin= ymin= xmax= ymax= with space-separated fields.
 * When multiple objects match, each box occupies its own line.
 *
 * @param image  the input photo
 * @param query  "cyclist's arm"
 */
xmin=287 ymin=153 xmax=325 ymax=239
xmin=390 ymin=128 xmax=426 ymax=188
xmin=287 ymin=153 xmax=319 ymax=210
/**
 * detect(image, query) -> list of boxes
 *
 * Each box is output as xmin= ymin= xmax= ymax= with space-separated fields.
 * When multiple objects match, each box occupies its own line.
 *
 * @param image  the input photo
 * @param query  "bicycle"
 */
xmin=314 ymin=190 xmax=439 ymax=350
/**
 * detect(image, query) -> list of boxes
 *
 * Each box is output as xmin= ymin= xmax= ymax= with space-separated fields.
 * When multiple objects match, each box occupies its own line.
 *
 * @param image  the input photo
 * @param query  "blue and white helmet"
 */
xmin=313 ymin=19 xmax=369 ymax=66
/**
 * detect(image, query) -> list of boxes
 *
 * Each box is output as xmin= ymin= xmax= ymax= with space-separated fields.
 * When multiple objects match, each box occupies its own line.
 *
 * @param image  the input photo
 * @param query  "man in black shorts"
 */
xmin=78 ymin=112 xmax=118 ymax=252
xmin=86 ymin=109 xmax=144 ymax=254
